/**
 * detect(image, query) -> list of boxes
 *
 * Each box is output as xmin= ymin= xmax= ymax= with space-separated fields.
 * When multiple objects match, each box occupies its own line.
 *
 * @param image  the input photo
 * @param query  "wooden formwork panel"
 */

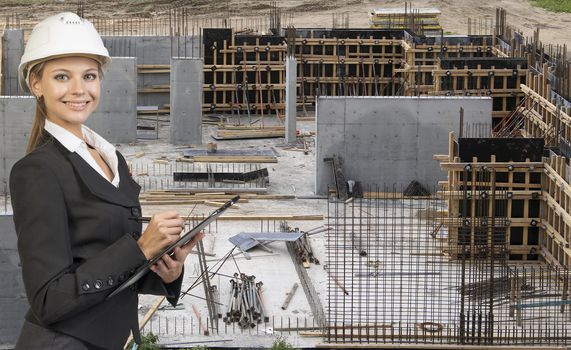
xmin=432 ymin=61 xmax=527 ymax=126
xmin=438 ymin=132 xmax=543 ymax=262
xmin=294 ymin=33 xmax=404 ymax=103
xmin=440 ymin=160 xmax=542 ymax=261
xmin=518 ymin=65 xmax=571 ymax=147
xmin=202 ymin=28 xmax=286 ymax=116
xmin=398 ymin=42 xmax=497 ymax=96
xmin=542 ymin=155 xmax=571 ymax=268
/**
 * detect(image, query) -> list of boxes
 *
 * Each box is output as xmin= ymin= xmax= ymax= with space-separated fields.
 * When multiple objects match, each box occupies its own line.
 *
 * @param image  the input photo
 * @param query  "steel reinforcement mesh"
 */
xmin=325 ymin=185 xmax=571 ymax=346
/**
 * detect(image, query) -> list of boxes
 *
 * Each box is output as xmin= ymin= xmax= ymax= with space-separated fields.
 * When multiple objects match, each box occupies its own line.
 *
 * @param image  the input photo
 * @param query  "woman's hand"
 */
xmin=137 ymin=211 xmax=184 ymax=260
xmin=150 ymin=232 xmax=204 ymax=284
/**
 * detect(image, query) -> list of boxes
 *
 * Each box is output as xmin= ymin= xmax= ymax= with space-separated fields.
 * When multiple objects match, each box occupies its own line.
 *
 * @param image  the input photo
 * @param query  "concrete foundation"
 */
xmin=315 ymin=96 xmax=493 ymax=195
xmin=170 ymin=58 xmax=203 ymax=145
xmin=0 ymin=214 xmax=26 ymax=347
xmin=285 ymin=56 xmax=297 ymax=144
xmin=0 ymin=97 xmax=35 ymax=196
xmin=86 ymin=57 xmax=138 ymax=144
xmin=1 ymin=30 xmax=25 ymax=96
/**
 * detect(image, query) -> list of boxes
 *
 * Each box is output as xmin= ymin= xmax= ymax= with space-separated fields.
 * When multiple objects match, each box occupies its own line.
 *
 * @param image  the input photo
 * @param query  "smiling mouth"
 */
xmin=64 ymin=101 xmax=90 ymax=110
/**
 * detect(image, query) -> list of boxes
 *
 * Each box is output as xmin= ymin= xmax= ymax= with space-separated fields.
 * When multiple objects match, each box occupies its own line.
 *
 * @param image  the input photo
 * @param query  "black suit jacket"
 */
xmin=10 ymin=130 xmax=182 ymax=349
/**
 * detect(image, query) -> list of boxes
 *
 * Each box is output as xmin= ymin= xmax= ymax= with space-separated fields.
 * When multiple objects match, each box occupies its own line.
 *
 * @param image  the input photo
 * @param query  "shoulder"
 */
xmin=10 ymin=141 xmax=68 ymax=181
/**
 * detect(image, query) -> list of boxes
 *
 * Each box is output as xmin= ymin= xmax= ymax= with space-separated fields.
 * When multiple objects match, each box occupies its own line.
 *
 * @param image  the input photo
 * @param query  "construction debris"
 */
xmin=228 ymin=231 xmax=305 ymax=252
xmin=281 ymin=283 xmax=299 ymax=310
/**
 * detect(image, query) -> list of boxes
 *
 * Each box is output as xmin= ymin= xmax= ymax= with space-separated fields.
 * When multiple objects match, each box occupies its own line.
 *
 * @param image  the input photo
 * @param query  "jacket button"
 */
xmin=94 ymin=280 xmax=103 ymax=289
xmin=131 ymin=207 xmax=140 ymax=217
xmin=107 ymin=277 xmax=114 ymax=286
xmin=81 ymin=282 xmax=91 ymax=291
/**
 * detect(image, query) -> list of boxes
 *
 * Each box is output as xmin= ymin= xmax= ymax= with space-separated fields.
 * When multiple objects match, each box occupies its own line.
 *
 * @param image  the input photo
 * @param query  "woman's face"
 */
xmin=30 ymin=56 xmax=100 ymax=134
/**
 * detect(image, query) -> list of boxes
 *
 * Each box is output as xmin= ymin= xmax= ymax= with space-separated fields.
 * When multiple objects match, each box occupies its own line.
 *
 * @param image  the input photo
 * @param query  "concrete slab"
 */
xmin=315 ymin=96 xmax=492 ymax=195
xmin=0 ymin=97 xmax=35 ymax=195
xmin=170 ymin=58 xmax=203 ymax=145
xmin=86 ymin=57 xmax=138 ymax=144
xmin=0 ymin=214 xmax=26 ymax=347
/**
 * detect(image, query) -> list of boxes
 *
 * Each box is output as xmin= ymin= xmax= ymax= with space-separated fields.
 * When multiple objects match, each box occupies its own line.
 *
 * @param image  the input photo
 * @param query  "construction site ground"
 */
xmin=129 ymin=116 xmax=324 ymax=348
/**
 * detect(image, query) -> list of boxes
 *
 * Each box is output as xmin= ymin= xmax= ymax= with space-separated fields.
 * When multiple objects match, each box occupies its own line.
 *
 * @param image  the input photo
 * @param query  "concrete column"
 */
xmin=0 ymin=97 xmax=35 ymax=195
xmin=285 ymin=56 xmax=297 ymax=144
xmin=0 ymin=214 xmax=27 ymax=347
xmin=1 ymin=29 xmax=25 ymax=96
xmin=86 ymin=57 xmax=138 ymax=144
xmin=170 ymin=58 xmax=203 ymax=145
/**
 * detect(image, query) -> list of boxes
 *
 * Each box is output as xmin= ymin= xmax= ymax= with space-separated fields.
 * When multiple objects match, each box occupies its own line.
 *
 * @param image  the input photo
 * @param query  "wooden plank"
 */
xmin=190 ymin=156 xmax=277 ymax=163
xmin=123 ymin=296 xmax=165 ymax=349
xmin=440 ymin=162 xmax=543 ymax=171
xmin=150 ymin=188 xmax=267 ymax=194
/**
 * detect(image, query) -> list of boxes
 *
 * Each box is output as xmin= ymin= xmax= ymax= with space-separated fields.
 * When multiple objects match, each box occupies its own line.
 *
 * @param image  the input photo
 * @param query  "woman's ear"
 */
xmin=29 ymin=73 xmax=43 ymax=99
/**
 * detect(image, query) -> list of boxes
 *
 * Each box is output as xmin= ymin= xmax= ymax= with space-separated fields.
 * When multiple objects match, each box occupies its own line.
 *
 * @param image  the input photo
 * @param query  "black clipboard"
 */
xmin=107 ymin=195 xmax=240 ymax=299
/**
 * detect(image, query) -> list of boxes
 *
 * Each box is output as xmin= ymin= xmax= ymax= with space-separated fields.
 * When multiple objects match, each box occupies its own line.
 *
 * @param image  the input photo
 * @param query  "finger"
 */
xmin=155 ymin=210 xmax=180 ymax=220
xmin=154 ymin=260 xmax=168 ymax=274
xmin=161 ymin=226 xmax=185 ymax=238
xmin=161 ymin=253 xmax=178 ymax=270
xmin=174 ymin=246 xmax=191 ymax=261
xmin=158 ymin=218 xmax=184 ymax=229
xmin=187 ymin=231 xmax=205 ymax=248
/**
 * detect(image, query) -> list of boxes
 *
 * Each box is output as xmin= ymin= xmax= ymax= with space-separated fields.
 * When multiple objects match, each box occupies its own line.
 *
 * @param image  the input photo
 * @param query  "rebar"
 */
xmin=223 ymin=273 xmax=268 ymax=328
xmin=325 ymin=183 xmax=571 ymax=345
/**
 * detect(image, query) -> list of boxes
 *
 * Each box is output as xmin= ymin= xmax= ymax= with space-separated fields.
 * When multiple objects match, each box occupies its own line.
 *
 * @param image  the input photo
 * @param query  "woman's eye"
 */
xmin=54 ymin=74 xmax=68 ymax=81
xmin=85 ymin=73 xmax=98 ymax=80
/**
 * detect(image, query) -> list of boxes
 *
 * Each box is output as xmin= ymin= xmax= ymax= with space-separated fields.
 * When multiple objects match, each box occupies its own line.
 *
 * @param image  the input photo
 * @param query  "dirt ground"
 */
xmin=0 ymin=0 xmax=569 ymax=49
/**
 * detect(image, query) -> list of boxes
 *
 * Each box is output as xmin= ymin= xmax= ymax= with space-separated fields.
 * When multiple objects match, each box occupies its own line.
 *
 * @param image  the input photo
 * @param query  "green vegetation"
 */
xmin=270 ymin=336 xmax=300 ymax=350
xmin=126 ymin=333 xmax=160 ymax=350
xmin=531 ymin=0 xmax=571 ymax=13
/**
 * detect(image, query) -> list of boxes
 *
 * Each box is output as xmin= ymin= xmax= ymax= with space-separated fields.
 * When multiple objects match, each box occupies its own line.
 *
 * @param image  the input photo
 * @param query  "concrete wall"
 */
xmin=103 ymin=36 xmax=199 ymax=108
xmin=1 ymin=30 xmax=25 ymax=96
xmin=315 ymin=96 xmax=493 ymax=195
xmin=1 ymin=34 xmax=198 ymax=105
xmin=0 ymin=214 xmax=27 ymax=347
xmin=86 ymin=57 xmax=138 ymax=144
xmin=103 ymin=36 xmax=199 ymax=65
xmin=170 ymin=58 xmax=203 ymax=145
xmin=0 ymin=97 xmax=35 ymax=196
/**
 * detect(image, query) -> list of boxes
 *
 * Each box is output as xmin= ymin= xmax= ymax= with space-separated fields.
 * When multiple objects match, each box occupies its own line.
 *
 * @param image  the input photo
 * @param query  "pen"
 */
xmin=128 ymin=216 xmax=151 ymax=223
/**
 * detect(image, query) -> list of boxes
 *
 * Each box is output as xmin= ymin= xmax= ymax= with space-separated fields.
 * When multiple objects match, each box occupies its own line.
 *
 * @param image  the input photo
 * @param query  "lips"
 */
xmin=64 ymin=101 xmax=90 ymax=111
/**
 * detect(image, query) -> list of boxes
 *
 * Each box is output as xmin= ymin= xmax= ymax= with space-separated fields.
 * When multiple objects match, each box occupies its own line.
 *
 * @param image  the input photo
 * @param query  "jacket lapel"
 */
xmin=67 ymin=152 xmax=139 ymax=207
xmin=40 ymin=130 xmax=139 ymax=207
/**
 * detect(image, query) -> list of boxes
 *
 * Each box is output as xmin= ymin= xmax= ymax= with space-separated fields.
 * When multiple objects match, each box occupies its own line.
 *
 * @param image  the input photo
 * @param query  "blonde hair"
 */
xmin=26 ymin=61 xmax=48 ymax=154
xmin=25 ymin=58 xmax=104 ymax=154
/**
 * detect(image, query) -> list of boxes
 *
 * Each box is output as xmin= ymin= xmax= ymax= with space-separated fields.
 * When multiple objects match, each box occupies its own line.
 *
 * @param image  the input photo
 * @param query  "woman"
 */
xmin=9 ymin=12 xmax=202 ymax=349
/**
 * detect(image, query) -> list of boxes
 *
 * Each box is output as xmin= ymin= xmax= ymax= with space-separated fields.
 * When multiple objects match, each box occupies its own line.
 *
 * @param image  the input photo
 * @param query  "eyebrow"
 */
xmin=49 ymin=68 xmax=99 ymax=74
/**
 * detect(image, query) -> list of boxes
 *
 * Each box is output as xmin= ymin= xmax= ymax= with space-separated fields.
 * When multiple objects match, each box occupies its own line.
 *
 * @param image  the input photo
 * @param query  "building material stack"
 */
xmin=369 ymin=6 xmax=442 ymax=35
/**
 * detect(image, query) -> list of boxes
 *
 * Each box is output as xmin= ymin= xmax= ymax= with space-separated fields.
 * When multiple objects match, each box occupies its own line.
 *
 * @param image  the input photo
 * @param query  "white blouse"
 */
xmin=44 ymin=119 xmax=120 ymax=187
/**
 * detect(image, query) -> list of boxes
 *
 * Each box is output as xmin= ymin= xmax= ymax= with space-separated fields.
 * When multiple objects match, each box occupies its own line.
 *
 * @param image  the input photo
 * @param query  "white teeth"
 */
xmin=65 ymin=102 xmax=88 ymax=108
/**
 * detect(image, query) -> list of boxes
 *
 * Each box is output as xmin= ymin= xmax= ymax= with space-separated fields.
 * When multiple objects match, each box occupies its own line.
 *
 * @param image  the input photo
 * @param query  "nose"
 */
xmin=70 ymin=76 xmax=86 ymax=95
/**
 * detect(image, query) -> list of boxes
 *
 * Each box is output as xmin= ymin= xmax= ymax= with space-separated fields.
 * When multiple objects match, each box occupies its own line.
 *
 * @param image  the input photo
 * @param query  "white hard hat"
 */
xmin=18 ymin=12 xmax=111 ymax=93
